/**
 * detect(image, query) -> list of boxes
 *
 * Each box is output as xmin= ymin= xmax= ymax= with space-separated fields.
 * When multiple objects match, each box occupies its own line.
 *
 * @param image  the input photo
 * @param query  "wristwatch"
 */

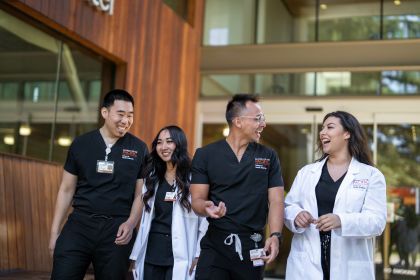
xmin=270 ymin=232 xmax=283 ymax=244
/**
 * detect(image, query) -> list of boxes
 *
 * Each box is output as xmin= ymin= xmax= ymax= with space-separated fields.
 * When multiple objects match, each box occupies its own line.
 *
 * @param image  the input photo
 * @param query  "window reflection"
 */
xmin=382 ymin=71 xmax=420 ymax=95
xmin=0 ymin=9 xmax=113 ymax=163
xmin=203 ymin=0 xmax=256 ymax=45
xmin=257 ymin=0 xmax=316 ymax=43
xmin=203 ymin=0 xmax=420 ymax=45
xmin=375 ymin=124 xmax=420 ymax=277
xmin=318 ymin=1 xmax=381 ymax=41
xmin=201 ymin=71 xmax=420 ymax=97
xmin=384 ymin=0 xmax=420 ymax=39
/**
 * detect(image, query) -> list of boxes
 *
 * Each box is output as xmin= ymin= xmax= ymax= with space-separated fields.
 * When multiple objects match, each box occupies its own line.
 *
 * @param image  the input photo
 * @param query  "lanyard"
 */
xmin=105 ymin=143 xmax=113 ymax=161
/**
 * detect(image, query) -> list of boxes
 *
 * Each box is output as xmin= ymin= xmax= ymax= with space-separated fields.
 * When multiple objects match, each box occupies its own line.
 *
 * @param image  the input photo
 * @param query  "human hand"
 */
xmin=314 ymin=213 xmax=341 ymax=231
xmin=48 ymin=232 xmax=59 ymax=257
xmin=204 ymin=201 xmax=226 ymax=219
xmin=189 ymin=257 xmax=199 ymax=275
xmin=294 ymin=210 xmax=315 ymax=228
xmin=115 ymin=220 xmax=135 ymax=245
xmin=262 ymin=236 xmax=279 ymax=264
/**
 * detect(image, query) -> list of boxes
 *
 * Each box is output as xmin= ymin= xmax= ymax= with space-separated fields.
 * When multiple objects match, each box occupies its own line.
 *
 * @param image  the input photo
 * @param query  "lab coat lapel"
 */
xmin=308 ymin=158 xmax=326 ymax=218
xmin=334 ymin=157 xmax=360 ymax=210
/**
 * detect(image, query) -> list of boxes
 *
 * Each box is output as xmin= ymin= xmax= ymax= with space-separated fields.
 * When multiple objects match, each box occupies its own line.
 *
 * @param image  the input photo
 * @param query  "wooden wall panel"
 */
xmin=0 ymin=153 xmax=62 ymax=272
xmin=0 ymin=156 xmax=9 ymax=270
xmin=5 ymin=0 xmax=204 ymax=149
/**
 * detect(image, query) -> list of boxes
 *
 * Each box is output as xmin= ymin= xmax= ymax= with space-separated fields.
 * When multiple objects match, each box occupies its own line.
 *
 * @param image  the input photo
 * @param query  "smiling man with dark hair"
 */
xmin=49 ymin=89 xmax=148 ymax=280
xmin=191 ymin=93 xmax=285 ymax=280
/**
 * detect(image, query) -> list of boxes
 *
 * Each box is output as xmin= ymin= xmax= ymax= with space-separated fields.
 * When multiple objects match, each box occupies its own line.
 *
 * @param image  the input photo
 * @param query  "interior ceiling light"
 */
xmin=394 ymin=0 xmax=401 ymax=5
xmin=4 ymin=135 xmax=15 ymax=145
xmin=222 ymin=127 xmax=230 ymax=137
xmin=19 ymin=124 xmax=31 ymax=136
xmin=320 ymin=4 xmax=328 ymax=10
xmin=58 ymin=136 xmax=72 ymax=147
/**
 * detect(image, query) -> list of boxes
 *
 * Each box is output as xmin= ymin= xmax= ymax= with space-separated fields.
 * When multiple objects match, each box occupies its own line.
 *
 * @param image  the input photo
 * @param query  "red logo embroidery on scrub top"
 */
xmin=255 ymin=158 xmax=270 ymax=170
xmin=122 ymin=149 xmax=138 ymax=160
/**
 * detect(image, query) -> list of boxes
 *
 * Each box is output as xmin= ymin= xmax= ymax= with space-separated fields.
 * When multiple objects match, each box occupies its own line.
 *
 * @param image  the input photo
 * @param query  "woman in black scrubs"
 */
xmin=130 ymin=125 xmax=207 ymax=280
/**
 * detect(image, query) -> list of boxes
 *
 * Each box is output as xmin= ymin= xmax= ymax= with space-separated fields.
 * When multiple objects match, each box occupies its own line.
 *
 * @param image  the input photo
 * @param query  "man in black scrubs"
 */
xmin=49 ymin=89 xmax=148 ymax=279
xmin=191 ymin=94 xmax=284 ymax=280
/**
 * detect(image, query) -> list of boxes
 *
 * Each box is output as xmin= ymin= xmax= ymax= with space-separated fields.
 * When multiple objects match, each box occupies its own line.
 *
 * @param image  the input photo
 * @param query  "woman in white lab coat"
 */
xmin=285 ymin=111 xmax=386 ymax=280
xmin=130 ymin=125 xmax=208 ymax=280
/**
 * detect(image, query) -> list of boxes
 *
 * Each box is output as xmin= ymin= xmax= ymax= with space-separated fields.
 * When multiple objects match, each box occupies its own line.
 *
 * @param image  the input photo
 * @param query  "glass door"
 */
xmin=373 ymin=123 xmax=420 ymax=280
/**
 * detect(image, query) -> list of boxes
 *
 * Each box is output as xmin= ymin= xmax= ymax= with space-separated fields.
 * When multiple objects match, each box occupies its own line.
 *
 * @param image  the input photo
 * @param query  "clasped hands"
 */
xmin=294 ymin=211 xmax=341 ymax=231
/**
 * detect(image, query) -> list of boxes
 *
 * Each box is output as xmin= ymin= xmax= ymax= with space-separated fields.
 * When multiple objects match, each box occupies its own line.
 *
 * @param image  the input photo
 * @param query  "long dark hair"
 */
xmin=317 ymin=111 xmax=373 ymax=166
xmin=142 ymin=125 xmax=192 ymax=212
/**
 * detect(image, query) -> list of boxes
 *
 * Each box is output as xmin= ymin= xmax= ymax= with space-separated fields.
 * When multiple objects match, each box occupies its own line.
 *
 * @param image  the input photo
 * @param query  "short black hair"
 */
xmin=225 ymin=93 xmax=259 ymax=126
xmin=101 ymin=89 xmax=134 ymax=108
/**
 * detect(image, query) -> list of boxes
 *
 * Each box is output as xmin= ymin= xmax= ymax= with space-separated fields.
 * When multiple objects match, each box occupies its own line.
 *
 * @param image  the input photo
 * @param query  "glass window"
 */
xmin=257 ymin=0 xmax=316 ymax=43
xmin=203 ymin=0 xmax=256 ymax=45
xmin=203 ymin=0 xmax=420 ymax=45
xmin=382 ymin=70 xmax=420 ymax=95
xmin=254 ymin=73 xmax=316 ymax=96
xmin=201 ymin=70 xmax=420 ymax=97
xmin=316 ymin=71 xmax=381 ymax=96
xmin=201 ymin=73 xmax=316 ymax=97
xmin=318 ymin=0 xmax=381 ymax=41
xmin=383 ymin=0 xmax=420 ymax=39
xmin=201 ymin=74 xmax=254 ymax=96
xmin=0 ymin=9 xmax=113 ymax=163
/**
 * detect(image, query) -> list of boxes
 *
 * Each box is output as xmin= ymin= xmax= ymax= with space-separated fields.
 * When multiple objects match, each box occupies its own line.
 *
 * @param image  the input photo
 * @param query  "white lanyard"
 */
xmin=104 ymin=143 xmax=113 ymax=161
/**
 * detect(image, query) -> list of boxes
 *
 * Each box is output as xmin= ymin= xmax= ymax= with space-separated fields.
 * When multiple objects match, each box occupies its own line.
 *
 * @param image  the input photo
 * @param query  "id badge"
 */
xmin=164 ymin=191 xmax=177 ymax=201
xmin=97 ymin=160 xmax=114 ymax=174
xmin=253 ymin=259 xmax=264 ymax=267
xmin=250 ymin=248 xmax=266 ymax=261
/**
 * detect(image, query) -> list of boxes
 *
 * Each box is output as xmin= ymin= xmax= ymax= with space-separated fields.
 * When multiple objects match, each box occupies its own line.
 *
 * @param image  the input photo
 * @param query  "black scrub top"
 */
xmin=145 ymin=180 xmax=174 ymax=266
xmin=191 ymin=139 xmax=284 ymax=232
xmin=315 ymin=161 xmax=347 ymax=217
xmin=64 ymin=129 xmax=148 ymax=217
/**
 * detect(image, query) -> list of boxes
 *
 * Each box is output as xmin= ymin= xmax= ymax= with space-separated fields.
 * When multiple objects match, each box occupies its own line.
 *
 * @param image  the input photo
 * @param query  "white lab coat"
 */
xmin=130 ymin=183 xmax=208 ymax=280
xmin=284 ymin=157 xmax=386 ymax=280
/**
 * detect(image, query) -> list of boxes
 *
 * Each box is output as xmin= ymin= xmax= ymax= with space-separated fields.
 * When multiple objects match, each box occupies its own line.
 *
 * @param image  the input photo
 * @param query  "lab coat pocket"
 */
xmin=286 ymin=251 xmax=310 ymax=280
xmin=346 ymin=188 xmax=367 ymax=213
xmin=348 ymin=261 xmax=374 ymax=280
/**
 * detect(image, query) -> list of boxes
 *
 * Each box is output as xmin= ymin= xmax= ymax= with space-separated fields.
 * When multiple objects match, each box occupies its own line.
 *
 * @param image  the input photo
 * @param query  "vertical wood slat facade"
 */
xmin=0 ymin=153 xmax=63 ymax=271
xmin=1 ymin=0 xmax=204 ymax=272
xmin=5 ymin=0 xmax=204 ymax=148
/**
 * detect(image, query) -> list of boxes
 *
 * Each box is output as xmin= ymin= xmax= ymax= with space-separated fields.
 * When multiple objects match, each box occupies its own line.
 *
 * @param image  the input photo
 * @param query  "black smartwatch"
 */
xmin=270 ymin=232 xmax=283 ymax=244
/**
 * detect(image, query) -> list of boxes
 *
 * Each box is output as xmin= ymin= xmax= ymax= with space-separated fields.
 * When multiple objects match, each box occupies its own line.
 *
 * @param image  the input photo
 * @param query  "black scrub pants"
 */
xmin=144 ymin=262 xmax=173 ymax=280
xmin=195 ymin=226 xmax=265 ymax=280
xmin=51 ymin=211 xmax=135 ymax=280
